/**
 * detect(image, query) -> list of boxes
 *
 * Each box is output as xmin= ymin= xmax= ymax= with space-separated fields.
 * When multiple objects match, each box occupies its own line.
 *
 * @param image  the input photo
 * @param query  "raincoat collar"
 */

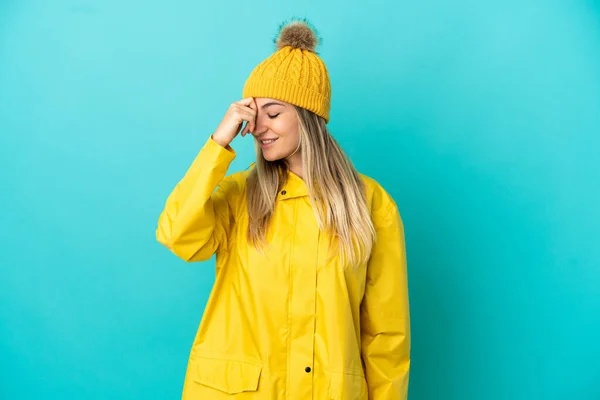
xmin=280 ymin=169 xmax=308 ymax=200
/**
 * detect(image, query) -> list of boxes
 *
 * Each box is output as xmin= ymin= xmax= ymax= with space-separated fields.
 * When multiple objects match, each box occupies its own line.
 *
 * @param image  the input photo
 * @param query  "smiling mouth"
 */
xmin=261 ymin=138 xmax=278 ymax=144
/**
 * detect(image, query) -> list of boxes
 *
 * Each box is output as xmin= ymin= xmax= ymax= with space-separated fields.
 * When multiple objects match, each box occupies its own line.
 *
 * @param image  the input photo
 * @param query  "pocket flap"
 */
xmin=193 ymin=356 xmax=263 ymax=394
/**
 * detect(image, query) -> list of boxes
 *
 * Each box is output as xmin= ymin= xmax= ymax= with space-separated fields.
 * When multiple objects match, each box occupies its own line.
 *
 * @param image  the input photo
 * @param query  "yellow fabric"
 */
xmin=242 ymin=45 xmax=332 ymax=124
xmin=156 ymin=136 xmax=410 ymax=399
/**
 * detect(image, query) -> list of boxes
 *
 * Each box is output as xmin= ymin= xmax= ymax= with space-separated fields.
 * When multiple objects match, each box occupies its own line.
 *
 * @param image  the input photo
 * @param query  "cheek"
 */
xmin=279 ymin=131 xmax=300 ymax=151
xmin=273 ymin=118 xmax=299 ymax=141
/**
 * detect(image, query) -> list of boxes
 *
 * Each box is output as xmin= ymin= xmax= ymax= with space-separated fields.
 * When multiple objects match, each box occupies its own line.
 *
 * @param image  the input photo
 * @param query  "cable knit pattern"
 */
xmin=289 ymin=49 xmax=303 ymax=88
xmin=242 ymin=18 xmax=331 ymax=123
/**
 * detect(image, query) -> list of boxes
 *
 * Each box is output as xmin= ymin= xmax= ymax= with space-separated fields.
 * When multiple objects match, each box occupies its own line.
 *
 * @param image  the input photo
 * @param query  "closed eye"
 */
xmin=268 ymin=113 xmax=280 ymax=119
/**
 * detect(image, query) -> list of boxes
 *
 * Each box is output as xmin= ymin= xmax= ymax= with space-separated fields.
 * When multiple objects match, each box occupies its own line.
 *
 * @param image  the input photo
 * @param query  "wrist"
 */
xmin=211 ymin=134 xmax=230 ymax=148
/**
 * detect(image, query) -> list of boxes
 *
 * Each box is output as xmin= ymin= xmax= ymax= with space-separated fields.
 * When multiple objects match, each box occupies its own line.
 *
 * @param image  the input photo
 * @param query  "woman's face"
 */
xmin=251 ymin=97 xmax=300 ymax=162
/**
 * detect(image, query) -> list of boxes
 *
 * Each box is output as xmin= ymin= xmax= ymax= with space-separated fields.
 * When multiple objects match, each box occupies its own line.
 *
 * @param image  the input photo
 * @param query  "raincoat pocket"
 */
xmin=324 ymin=369 xmax=368 ymax=400
xmin=192 ymin=356 xmax=263 ymax=394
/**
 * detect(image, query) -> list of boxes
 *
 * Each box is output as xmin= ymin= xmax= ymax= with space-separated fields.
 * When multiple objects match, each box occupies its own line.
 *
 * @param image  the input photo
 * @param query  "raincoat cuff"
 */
xmin=208 ymin=134 xmax=237 ymax=157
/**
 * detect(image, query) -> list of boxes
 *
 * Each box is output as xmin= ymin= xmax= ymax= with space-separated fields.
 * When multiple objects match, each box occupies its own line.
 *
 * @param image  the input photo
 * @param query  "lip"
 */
xmin=259 ymin=137 xmax=279 ymax=149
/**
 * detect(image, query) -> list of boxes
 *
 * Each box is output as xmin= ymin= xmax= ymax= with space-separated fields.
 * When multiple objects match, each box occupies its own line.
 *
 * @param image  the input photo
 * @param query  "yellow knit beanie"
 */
xmin=242 ymin=17 xmax=331 ymax=124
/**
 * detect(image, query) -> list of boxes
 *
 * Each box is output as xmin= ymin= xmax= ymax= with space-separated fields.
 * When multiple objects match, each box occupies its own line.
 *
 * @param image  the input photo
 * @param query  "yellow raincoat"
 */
xmin=156 ymin=136 xmax=411 ymax=399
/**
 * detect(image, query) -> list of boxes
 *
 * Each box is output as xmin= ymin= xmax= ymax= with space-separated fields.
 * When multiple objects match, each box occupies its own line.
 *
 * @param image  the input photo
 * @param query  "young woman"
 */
xmin=156 ymin=17 xmax=411 ymax=400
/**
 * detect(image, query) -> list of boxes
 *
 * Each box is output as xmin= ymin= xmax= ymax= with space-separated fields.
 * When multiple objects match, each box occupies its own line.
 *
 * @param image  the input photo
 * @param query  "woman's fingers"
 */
xmin=238 ymin=110 xmax=251 ymax=136
xmin=239 ymin=109 xmax=255 ymax=137
xmin=245 ymin=98 xmax=257 ymax=136
xmin=241 ymin=120 xmax=250 ymax=136
xmin=236 ymin=98 xmax=256 ymax=137
xmin=247 ymin=97 xmax=257 ymax=111
xmin=234 ymin=97 xmax=255 ymax=107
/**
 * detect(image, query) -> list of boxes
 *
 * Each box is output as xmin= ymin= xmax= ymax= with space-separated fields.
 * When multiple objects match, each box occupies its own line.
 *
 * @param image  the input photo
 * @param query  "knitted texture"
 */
xmin=242 ymin=18 xmax=331 ymax=124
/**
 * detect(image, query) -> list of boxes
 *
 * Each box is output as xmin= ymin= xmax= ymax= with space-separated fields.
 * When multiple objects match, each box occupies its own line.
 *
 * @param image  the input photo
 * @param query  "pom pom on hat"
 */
xmin=273 ymin=17 xmax=322 ymax=54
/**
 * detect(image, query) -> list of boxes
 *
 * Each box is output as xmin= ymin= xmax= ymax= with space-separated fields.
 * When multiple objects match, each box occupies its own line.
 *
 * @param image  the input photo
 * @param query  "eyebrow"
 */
xmin=261 ymin=102 xmax=285 ymax=110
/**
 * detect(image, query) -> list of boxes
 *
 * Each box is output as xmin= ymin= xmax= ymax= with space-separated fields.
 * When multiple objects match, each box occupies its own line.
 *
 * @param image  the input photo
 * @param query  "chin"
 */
xmin=261 ymin=146 xmax=295 ymax=162
xmin=261 ymin=147 xmax=283 ymax=162
xmin=262 ymin=153 xmax=282 ymax=162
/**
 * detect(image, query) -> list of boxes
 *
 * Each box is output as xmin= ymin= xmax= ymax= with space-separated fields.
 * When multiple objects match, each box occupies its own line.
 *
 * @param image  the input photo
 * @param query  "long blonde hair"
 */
xmin=246 ymin=105 xmax=375 ymax=267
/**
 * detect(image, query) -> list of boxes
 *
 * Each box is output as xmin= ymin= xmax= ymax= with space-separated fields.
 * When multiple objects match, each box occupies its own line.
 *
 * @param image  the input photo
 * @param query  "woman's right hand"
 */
xmin=211 ymin=97 xmax=257 ymax=148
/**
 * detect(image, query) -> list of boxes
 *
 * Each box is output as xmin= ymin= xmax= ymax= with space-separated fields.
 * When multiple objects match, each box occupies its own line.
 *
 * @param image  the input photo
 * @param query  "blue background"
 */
xmin=1 ymin=1 xmax=599 ymax=399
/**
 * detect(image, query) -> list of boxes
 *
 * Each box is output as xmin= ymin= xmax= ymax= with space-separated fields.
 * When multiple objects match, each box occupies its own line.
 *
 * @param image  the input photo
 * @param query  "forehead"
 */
xmin=255 ymin=97 xmax=288 ymax=108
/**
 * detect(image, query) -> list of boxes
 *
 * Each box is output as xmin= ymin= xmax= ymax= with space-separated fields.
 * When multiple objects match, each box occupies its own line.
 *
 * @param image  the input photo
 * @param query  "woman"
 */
xmin=156 ymin=17 xmax=410 ymax=400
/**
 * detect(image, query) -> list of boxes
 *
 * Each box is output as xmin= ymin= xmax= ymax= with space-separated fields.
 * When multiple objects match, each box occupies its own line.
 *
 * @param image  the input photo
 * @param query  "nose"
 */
xmin=251 ymin=112 xmax=269 ymax=137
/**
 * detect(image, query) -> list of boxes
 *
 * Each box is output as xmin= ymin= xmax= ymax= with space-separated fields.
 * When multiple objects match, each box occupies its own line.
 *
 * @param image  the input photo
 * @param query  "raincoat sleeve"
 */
xmin=360 ymin=200 xmax=411 ymax=399
xmin=156 ymin=135 xmax=237 ymax=262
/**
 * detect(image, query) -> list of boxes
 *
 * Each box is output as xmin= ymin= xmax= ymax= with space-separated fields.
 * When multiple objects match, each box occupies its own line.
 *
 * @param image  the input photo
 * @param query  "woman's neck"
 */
xmin=285 ymin=153 xmax=304 ymax=180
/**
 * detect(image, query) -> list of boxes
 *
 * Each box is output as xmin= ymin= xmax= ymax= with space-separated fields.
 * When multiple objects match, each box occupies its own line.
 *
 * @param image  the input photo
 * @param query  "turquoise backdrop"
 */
xmin=1 ymin=1 xmax=599 ymax=399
